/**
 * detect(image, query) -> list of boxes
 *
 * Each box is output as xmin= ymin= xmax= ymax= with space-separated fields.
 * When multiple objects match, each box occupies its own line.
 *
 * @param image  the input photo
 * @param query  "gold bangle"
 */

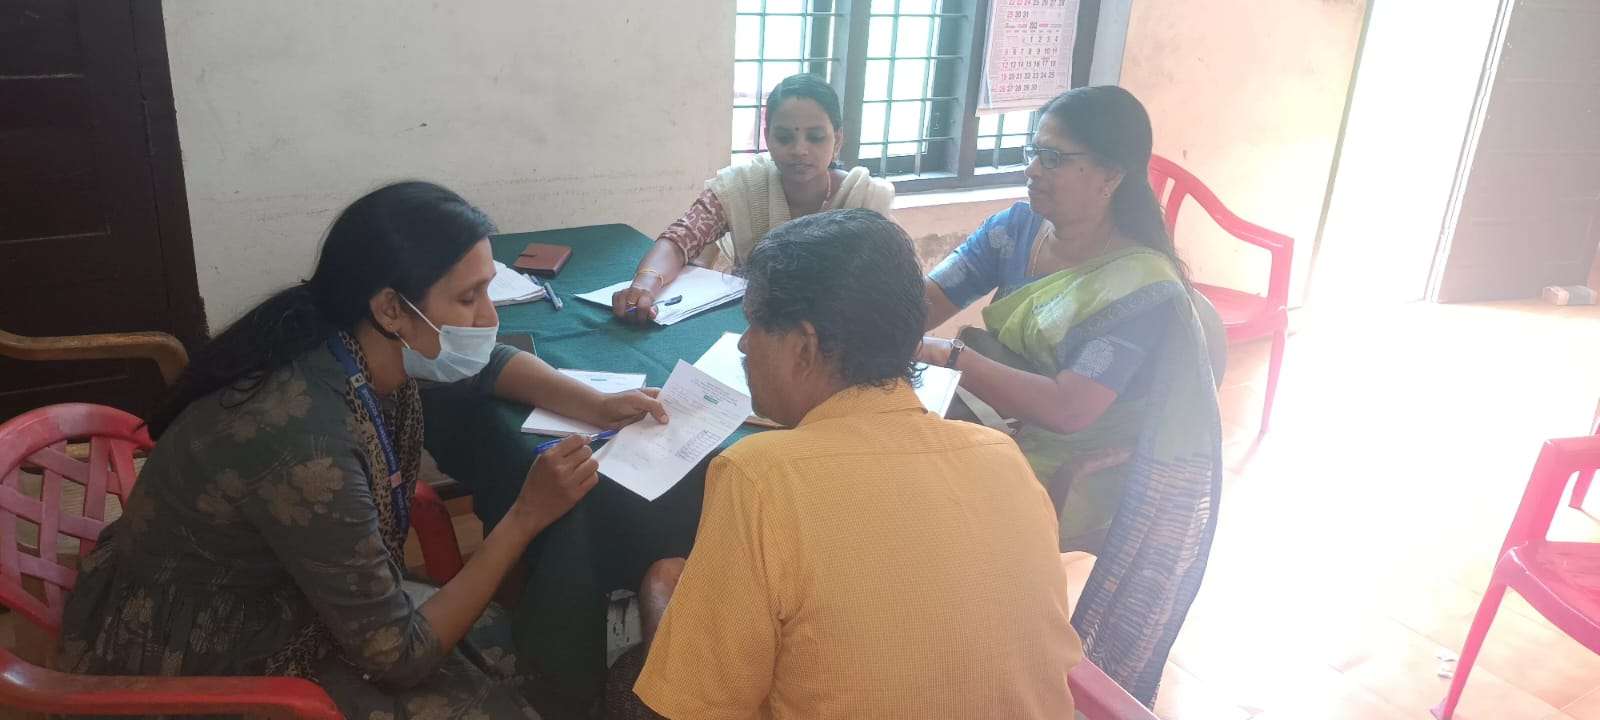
xmin=633 ymin=269 xmax=663 ymax=287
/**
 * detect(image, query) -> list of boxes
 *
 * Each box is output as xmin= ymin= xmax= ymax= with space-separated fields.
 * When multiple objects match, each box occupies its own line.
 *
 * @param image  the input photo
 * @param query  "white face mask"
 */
xmin=398 ymin=297 xmax=499 ymax=383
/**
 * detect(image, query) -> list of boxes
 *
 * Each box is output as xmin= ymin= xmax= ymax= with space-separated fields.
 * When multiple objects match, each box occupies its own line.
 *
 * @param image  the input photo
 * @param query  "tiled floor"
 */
xmin=1112 ymin=299 xmax=1600 ymax=719
xmin=10 ymin=299 xmax=1600 ymax=719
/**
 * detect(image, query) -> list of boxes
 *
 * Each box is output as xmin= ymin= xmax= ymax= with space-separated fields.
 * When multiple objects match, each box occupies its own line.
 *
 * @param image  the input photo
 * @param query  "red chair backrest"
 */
xmin=1148 ymin=154 xmax=1193 ymax=241
xmin=0 ymin=404 xmax=151 ymax=634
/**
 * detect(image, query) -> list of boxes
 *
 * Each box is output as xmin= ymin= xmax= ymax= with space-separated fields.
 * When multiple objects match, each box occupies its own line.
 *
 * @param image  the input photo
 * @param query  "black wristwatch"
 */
xmin=944 ymin=338 xmax=966 ymax=369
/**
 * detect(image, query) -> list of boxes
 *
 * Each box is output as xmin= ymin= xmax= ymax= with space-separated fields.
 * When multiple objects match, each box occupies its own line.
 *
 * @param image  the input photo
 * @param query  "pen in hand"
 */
xmin=534 ymin=430 xmax=618 ymax=455
xmin=626 ymin=295 xmax=683 ymax=316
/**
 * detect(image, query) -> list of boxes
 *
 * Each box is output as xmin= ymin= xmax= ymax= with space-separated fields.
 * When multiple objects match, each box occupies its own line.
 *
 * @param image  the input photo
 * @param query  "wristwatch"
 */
xmin=944 ymin=338 xmax=965 ymax=369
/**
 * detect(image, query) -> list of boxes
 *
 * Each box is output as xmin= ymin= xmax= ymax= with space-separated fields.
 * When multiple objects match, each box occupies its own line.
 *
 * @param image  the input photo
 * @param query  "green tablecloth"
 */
xmin=420 ymin=224 xmax=755 ymax=711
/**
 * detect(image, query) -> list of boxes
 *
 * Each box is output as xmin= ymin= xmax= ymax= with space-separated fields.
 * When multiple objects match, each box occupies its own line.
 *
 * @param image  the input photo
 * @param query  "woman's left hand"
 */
xmin=916 ymin=336 xmax=954 ymax=367
xmin=595 ymin=388 xmax=669 ymax=429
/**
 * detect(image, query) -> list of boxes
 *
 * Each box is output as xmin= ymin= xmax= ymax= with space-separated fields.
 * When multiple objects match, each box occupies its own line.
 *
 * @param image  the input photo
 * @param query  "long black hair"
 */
xmin=145 ymin=181 xmax=495 ymax=438
xmin=1040 ymin=85 xmax=1189 ymax=284
xmin=764 ymin=73 xmax=843 ymax=132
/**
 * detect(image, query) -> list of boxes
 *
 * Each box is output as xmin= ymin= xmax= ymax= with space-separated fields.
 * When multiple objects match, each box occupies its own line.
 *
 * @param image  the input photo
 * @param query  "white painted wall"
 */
xmin=1119 ymin=0 xmax=1367 ymax=307
xmin=164 ymin=1 xmax=733 ymax=326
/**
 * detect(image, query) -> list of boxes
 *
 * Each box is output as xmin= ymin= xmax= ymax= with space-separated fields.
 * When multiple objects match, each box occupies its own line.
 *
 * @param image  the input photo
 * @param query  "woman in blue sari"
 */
xmin=917 ymin=86 xmax=1222 ymax=705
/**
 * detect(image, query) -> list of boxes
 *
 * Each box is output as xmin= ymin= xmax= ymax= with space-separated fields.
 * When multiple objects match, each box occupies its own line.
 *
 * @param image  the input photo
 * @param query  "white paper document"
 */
xmin=595 ymin=361 xmax=752 ymax=501
xmin=490 ymin=261 xmax=547 ymax=306
xmin=575 ymin=266 xmax=746 ymax=325
xmin=520 ymin=370 xmax=647 ymax=436
xmin=692 ymin=331 xmax=963 ymax=424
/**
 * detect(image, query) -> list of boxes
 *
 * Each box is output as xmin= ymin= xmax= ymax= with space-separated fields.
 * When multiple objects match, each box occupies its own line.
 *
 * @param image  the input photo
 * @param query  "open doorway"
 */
xmin=1309 ymin=0 xmax=1506 ymax=308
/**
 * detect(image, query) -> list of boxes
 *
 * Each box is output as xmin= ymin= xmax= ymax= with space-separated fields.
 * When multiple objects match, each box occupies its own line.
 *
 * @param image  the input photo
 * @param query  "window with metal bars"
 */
xmin=732 ymin=0 xmax=843 ymax=161
xmin=732 ymin=0 xmax=1099 ymax=193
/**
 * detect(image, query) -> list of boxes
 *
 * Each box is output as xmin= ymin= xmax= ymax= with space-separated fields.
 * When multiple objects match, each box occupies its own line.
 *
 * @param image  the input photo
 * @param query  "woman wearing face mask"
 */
xmin=57 ymin=182 xmax=665 ymax=718
xmin=612 ymin=73 xmax=895 ymax=323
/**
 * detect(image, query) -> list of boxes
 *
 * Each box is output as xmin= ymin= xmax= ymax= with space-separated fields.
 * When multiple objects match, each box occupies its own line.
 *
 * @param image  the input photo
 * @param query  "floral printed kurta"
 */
xmin=57 ymin=338 xmax=538 ymax=719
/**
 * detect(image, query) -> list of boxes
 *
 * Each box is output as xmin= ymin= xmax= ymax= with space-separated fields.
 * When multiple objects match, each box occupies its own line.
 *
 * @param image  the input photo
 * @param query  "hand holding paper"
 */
xmin=595 ymin=360 xmax=752 ymax=501
xmin=578 ymin=266 xmax=747 ymax=326
xmin=522 ymin=370 xmax=648 ymax=436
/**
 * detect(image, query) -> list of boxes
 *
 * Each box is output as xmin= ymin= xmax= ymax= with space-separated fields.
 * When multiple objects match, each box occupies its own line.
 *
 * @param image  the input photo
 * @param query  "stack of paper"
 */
xmin=692 ymin=332 xmax=963 ymax=426
xmin=520 ymin=369 xmax=647 ymax=436
xmin=691 ymin=333 xmax=783 ymax=428
xmin=576 ymin=266 xmax=746 ymax=325
xmin=490 ymin=261 xmax=546 ymax=307
xmin=595 ymin=361 xmax=752 ymax=501
xmin=913 ymin=362 xmax=963 ymax=418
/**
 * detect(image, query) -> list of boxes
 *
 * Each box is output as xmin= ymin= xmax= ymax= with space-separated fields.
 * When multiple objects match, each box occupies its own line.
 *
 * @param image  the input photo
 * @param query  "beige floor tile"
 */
xmin=1154 ymin=661 xmax=1254 ymax=720
xmin=1334 ymin=616 xmax=1561 ymax=720
xmin=1384 ymin=578 xmax=1600 ymax=710
xmin=1562 ymin=687 xmax=1600 ymax=720
xmin=1061 ymin=551 xmax=1096 ymax=609
xmin=1248 ymin=664 xmax=1421 ymax=720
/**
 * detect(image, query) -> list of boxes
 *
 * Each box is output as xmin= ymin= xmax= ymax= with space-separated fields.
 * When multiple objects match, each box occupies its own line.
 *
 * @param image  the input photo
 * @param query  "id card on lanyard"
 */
xmin=327 ymin=339 xmax=410 ymax=536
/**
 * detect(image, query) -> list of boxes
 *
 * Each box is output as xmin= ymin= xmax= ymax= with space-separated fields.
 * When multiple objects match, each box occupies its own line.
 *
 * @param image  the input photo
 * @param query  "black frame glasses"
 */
xmin=1023 ymin=144 xmax=1092 ymax=170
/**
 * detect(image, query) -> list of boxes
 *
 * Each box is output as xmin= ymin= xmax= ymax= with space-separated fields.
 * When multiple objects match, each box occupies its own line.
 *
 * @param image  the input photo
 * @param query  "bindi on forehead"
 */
xmin=771 ymin=124 xmax=831 ymax=134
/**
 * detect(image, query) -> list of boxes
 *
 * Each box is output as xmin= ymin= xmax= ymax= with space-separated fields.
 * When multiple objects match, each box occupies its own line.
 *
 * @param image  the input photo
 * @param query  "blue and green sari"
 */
xmin=931 ymin=202 xmax=1223 ymax=703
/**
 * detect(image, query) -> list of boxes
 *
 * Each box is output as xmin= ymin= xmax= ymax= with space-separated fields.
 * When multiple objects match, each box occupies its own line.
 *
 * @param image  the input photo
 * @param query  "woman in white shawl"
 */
xmin=612 ymin=74 xmax=895 ymax=323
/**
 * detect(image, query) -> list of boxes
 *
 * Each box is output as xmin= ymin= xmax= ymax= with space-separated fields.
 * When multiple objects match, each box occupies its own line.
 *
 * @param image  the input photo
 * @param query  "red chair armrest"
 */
xmin=0 ymin=649 xmax=343 ymax=719
xmin=1211 ymin=208 xmax=1294 ymax=255
xmin=1069 ymin=659 xmax=1159 ymax=719
xmin=1203 ymin=205 xmax=1294 ymax=306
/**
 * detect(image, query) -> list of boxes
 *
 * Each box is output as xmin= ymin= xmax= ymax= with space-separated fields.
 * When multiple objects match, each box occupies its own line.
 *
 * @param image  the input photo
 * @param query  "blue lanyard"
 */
xmin=327 ymin=338 xmax=409 ymax=536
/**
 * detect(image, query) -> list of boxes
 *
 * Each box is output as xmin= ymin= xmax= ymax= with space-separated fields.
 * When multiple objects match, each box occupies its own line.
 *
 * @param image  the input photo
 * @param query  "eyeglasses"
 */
xmin=1023 ymin=145 xmax=1093 ymax=170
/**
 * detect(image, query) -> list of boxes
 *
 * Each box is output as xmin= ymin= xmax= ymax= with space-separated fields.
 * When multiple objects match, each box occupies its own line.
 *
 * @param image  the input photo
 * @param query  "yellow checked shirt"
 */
xmin=635 ymin=381 xmax=1080 ymax=719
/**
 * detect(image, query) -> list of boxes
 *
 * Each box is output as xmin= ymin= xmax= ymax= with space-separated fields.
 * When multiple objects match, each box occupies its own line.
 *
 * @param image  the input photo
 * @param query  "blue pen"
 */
xmin=536 ymin=276 xmax=564 ymax=310
xmin=534 ymin=429 xmax=617 ymax=455
xmin=626 ymin=295 xmax=683 ymax=316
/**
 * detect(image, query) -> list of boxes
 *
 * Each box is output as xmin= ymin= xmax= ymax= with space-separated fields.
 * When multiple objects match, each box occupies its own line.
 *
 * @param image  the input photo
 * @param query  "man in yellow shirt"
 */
xmin=629 ymin=209 xmax=1081 ymax=719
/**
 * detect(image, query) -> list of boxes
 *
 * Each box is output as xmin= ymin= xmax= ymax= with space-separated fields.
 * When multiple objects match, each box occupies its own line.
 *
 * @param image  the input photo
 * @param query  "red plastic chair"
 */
xmin=0 ymin=405 xmax=163 ymax=635
xmin=1433 ymin=435 xmax=1600 ymax=719
xmin=412 ymin=479 xmax=465 ymax=582
xmin=1568 ymin=404 xmax=1600 ymax=510
xmin=1149 ymin=154 xmax=1294 ymax=434
xmin=1070 ymin=658 xmax=1161 ymax=719
xmin=0 ymin=403 xmax=343 ymax=718
xmin=0 ymin=647 xmax=344 ymax=719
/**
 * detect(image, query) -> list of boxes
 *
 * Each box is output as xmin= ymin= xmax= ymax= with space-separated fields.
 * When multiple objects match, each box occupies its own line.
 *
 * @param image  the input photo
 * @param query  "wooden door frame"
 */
xmin=130 ymin=0 xmax=206 ymax=346
xmin=1425 ymin=0 xmax=1517 ymax=302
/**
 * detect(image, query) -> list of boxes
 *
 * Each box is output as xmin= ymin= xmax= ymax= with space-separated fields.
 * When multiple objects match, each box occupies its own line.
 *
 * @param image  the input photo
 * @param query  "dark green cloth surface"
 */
xmin=419 ymin=224 xmax=756 ymax=712
xmin=487 ymin=224 xmax=750 ymax=385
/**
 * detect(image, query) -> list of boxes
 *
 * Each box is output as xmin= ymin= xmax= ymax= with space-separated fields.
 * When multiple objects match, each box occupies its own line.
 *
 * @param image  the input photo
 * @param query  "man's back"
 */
xmin=637 ymin=382 xmax=1080 ymax=719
